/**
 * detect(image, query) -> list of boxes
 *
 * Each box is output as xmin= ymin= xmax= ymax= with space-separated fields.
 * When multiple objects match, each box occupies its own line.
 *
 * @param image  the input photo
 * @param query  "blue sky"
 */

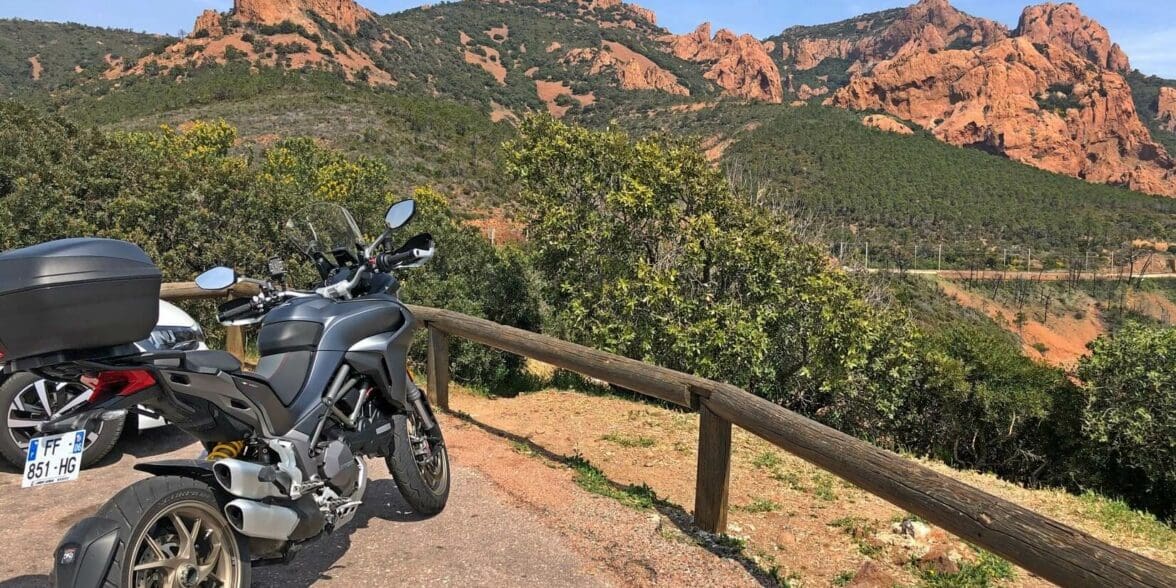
xmin=2 ymin=0 xmax=1173 ymax=77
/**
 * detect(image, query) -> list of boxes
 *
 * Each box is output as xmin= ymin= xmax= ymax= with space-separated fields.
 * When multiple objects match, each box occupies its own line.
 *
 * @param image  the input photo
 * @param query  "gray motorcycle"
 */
xmin=1 ymin=200 xmax=447 ymax=587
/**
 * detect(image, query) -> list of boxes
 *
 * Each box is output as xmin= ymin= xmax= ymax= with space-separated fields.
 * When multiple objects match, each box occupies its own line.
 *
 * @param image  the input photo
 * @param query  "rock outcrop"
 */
xmin=193 ymin=9 xmax=223 ymax=37
xmin=233 ymin=0 xmax=374 ymax=35
xmin=109 ymin=0 xmax=391 ymax=86
xmin=776 ymin=0 xmax=1008 ymax=72
xmin=565 ymin=41 xmax=689 ymax=95
xmin=862 ymin=114 xmax=914 ymax=135
xmin=1156 ymin=87 xmax=1176 ymax=133
xmin=668 ymin=23 xmax=783 ymax=103
xmin=1016 ymin=2 xmax=1129 ymax=72
xmin=829 ymin=37 xmax=1176 ymax=196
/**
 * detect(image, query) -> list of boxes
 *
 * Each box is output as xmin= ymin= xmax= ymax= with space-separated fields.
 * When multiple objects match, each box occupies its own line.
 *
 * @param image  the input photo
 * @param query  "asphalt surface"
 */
xmin=0 ymin=424 xmax=606 ymax=588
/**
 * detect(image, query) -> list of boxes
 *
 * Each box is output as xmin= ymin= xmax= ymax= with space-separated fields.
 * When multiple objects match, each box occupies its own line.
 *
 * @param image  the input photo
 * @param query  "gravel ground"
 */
xmin=0 ymin=412 xmax=759 ymax=587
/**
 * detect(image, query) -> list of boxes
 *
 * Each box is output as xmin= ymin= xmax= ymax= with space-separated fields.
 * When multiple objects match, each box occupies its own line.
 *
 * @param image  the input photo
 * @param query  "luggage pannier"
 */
xmin=0 ymin=238 xmax=161 ymax=365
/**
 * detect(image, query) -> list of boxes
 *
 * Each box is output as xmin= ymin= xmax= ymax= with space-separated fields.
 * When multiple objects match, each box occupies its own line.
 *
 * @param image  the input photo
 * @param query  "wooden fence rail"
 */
xmin=161 ymin=283 xmax=1176 ymax=587
xmin=408 ymin=305 xmax=1176 ymax=588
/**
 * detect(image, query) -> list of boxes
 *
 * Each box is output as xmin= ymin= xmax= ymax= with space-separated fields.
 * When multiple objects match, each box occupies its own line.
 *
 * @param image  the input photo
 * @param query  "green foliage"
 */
xmin=373 ymin=0 xmax=712 ymax=113
xmin=506 ymin=116 xmax=922 ymax=441
xmin=1126 ymin=71 xmax=1176 ymax=155
xmin=397 ymin=187 xmax=542 ymax=388
xmin=916 ymin=549 xmax=1014 ymax=588
xmin=0 ymin=103 xmax=534 ymax=384
xmin=0 ymin=19 xmax=171 ymax=96
xmin=1078 ymin=323 xmax=1176 ymax=518
xmin=600 ymin=433 xmax=656 ymax=448
xmin=566 ymin=454 xmax=661 ymax=509
xmin=621 ymin=103 xmax=1176 ymax=268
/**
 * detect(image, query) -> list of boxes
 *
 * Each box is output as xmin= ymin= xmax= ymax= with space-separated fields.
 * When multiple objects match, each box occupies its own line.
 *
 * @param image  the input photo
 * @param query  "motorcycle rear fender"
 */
xmin=50 ymin=516 xmax=121 ymax=588
xmin=133 ymin=459 xmax=217 ymax=485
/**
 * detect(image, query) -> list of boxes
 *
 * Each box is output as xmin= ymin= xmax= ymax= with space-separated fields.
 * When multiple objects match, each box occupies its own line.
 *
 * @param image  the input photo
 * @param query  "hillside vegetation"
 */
xmin=0 ymin=19 xmax=170 ymax=96
xmin=620 ymin=102 xmax=1176 ymax=268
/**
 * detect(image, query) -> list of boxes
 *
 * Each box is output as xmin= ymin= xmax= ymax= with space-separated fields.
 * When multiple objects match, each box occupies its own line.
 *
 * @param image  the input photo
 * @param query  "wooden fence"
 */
xmin=162 ymin=282 xmax=1176 ymax=587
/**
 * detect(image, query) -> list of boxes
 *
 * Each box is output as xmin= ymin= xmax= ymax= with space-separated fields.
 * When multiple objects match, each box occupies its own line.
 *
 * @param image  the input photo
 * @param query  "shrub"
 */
xmin=505 ymin=116 xmax=922 ymax=439
xmin=1078 ymin=323 xmax=1176 ymax=518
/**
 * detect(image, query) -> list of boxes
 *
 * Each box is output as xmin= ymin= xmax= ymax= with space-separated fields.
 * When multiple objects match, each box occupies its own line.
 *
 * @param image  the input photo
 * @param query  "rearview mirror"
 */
xmin=384 ymin=200 xmax=417 ymax=231
xmin=195 ymin=267 xmax=237 ymax=291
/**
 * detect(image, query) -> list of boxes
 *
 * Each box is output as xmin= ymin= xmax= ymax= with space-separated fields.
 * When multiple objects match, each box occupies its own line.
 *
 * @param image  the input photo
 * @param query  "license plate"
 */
xmin=22 ymin=430 xmax=85 ymax=488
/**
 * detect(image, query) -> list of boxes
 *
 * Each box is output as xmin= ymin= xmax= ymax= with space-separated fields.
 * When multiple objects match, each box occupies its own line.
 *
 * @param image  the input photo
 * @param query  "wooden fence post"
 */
xmin=225 ymin=325 xmax=246 ymax=363
xmin=426 ymin=325 xmax=450 ymax=411
xmin=694 ymin=400 xmax=731 ymax=533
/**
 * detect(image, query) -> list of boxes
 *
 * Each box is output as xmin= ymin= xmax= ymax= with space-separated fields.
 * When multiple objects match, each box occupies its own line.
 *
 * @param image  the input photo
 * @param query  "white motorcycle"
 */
xmin=0 ymin=300 xmax=205 ymax=468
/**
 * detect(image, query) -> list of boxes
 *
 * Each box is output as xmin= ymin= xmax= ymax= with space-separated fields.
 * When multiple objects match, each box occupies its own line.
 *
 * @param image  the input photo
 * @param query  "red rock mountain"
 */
xmin=111 ymin=0 xmax=392 ymax=85
xmin=667 ymin=24 xmax=783 ymax=103
xmin=104 ymin=0 xmax=1176 ymax=197
xmin=777 ymin=0 xmax=1009 ymax=73
xmin=1015 ymin=2 xmax=1129 ymax=71
xmin=824 ymin=2 xmax=1176 ymax=197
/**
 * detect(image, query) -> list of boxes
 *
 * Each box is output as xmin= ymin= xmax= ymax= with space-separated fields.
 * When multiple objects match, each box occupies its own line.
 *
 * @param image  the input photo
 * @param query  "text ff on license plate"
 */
xmin=22 ymin=430 xmax=84 ymax=488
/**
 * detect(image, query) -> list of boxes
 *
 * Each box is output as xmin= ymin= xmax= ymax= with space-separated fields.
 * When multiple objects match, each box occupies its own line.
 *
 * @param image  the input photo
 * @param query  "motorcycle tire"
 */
xmin=0 ymin=372 xmax=123 ymax=469
xmin=386 ymin=412 xmax=450 ymax=515
xmin=92 ymin=476 xmax=251 ymax=587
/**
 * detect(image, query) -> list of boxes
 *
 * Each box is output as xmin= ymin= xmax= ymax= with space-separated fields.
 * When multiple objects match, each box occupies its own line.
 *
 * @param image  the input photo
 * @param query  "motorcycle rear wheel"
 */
xmin=95 ymin=476 xmax=251 ymax=588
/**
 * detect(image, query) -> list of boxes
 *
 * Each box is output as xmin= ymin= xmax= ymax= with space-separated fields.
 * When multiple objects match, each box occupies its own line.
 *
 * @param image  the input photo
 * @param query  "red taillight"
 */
xmin=83 ymin=370 xmax=156 ymax=404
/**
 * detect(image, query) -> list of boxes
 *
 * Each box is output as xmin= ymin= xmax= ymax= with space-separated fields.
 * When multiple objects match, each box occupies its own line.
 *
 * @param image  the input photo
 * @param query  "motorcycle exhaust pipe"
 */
xmin=213 ymin=459 xmax=285 ymax=500
xmin=224 ymin=499 xmax=300 ymax=541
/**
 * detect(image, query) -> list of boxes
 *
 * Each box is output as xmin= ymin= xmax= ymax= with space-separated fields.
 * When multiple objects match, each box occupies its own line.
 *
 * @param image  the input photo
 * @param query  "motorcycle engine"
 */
xmin=319 ymin=438 xmax=360 ymax=497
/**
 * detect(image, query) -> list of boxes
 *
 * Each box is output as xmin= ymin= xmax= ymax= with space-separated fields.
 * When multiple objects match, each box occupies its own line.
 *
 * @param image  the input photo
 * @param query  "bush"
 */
xmin=1078 ymin=323 xmax=1176 ymax=518
xmin=505 ymin=116 xmax=921 ymax=438
xmin=0 ymin=104 xmax=536 ymax=385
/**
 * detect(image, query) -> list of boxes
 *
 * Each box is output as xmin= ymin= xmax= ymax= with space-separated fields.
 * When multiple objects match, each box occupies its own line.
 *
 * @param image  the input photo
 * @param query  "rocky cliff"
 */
xmin=829 ymin=34 xmax=1176 ymax=196
xmin=668 ymin=24 xmax=783 ymax=103
xmin=774 ymin=0 xmax=1008 ymax=73
xmin=1157 ymin=87 xmax=1176 ymax=133
xmin=1015 ymin=2 xmax=1129 ymax=72
xmin=108 ymin=0 xmax=392 ymax=85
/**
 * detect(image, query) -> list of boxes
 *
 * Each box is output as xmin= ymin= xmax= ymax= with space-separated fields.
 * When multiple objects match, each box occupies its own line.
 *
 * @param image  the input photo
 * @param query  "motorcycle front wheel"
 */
xmin=386 ymin=410 xmax=450 ymax=515
xmin=95 ymin=476 xmax=250 ymax=587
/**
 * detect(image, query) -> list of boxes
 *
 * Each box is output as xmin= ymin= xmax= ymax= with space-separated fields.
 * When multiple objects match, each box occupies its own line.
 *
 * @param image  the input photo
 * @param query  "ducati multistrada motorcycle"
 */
xmin=13 ymin=200 xmax=448 ymax=587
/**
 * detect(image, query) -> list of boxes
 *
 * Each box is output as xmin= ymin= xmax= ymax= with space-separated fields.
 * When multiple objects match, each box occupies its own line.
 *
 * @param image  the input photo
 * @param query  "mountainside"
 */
xmin=0 ymin=19 xmax=170 ymax=96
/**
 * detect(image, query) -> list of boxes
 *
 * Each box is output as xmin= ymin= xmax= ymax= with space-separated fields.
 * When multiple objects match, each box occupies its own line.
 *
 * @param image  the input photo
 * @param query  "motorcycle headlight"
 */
xmin=142 ymin=325 xmax=205 ymax=351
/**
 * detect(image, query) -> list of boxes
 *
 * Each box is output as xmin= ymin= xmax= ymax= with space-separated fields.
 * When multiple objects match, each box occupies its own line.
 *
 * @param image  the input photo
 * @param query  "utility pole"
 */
xmin=839 ymin=242 xmax=845 ymax=260
xmin=1027 ymin=247 xmax=1032 ymax=272
xmin=865 ymin=242 xmax=870 ymax=271
xmin=938 ymin=244 xmax=943 ymax=272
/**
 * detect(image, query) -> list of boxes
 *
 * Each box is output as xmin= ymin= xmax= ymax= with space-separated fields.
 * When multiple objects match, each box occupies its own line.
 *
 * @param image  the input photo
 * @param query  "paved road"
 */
xmin=0 ymin=424 xmax=606 ymax=588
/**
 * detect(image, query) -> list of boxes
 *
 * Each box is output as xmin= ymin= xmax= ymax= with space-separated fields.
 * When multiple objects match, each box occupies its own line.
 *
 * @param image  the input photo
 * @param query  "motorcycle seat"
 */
xmin=182 ymin=350 xmax=243 ymax=375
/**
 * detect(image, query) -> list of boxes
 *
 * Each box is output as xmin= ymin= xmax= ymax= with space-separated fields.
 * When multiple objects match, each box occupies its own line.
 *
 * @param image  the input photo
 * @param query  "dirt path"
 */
xmin=0 ymin=414 xmax=762 ymax=587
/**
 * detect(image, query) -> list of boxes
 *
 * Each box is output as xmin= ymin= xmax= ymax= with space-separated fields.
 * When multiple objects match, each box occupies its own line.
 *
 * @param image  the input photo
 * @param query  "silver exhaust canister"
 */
xmin=213 ymin=459 xmax=285 ymax=500
xmin=224 ymin=499 xmax=300 ymax=540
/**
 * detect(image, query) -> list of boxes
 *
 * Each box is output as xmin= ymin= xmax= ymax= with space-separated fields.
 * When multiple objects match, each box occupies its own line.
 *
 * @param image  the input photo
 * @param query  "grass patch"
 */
xmin=600 ymin=433 xmax=657 ymax=448
xmin=1078 ymin=491 xmax=1176 ymax=547
xmin=566 ymin=453 xmax=660 ymax=510
xmin=510 ymin=440 xmax=536 ymax=457
xmin=714 ymin=533 xmax=747 ymax=554
xmin=833 ymin=570 xmax=856 ymax=586
xmin=752 ymin=450 xmax=784 ymax=469
xmin=917 ymin=549 xmax=1014 ymax=587
xmin=770 ymin=469 xmax=806 ymax=491
xmin=829 ymin=516 xmax=885 ymax=557
xmin=813 ymin=473 xmax=839 ymax=501
xmin=735 ymin=498 xmax=781 ymax=513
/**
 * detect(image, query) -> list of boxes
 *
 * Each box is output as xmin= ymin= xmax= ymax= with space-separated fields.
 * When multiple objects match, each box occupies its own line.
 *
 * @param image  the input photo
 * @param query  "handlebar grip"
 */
xmin=219 ymin=301 xmax=255 ymax=321
xmin=377 ymin=251 xmax=415 ymax=272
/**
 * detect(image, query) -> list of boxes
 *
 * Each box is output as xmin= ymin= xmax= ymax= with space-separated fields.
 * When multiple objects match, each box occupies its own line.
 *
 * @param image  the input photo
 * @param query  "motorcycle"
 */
xmin=0 ymin=199 xmax=447 ymax=587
